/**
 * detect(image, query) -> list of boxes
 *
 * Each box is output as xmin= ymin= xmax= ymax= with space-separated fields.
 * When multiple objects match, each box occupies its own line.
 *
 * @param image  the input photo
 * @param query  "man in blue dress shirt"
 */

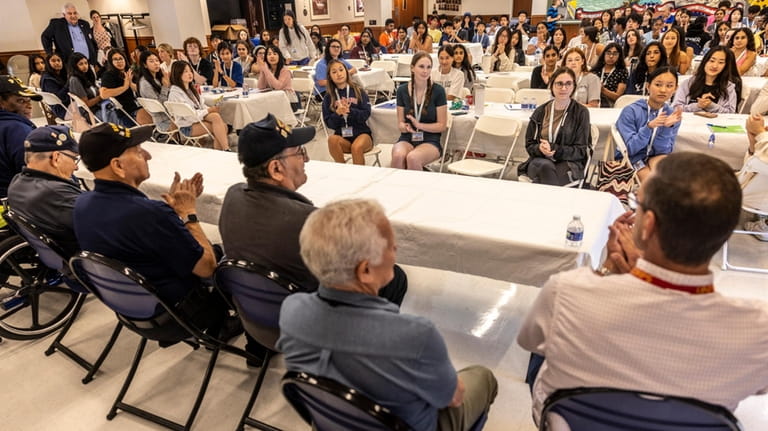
xmin=41 ymin=2 xmax=98 ymax=65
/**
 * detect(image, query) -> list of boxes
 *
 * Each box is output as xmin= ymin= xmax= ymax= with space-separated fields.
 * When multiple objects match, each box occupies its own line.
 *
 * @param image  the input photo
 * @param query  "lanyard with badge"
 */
xmin=635 ymin=102 xmax=663 ymax=170
xmin=336 ymin=86 xmax=354 ymax=138
xmin=411 ymin=87 xmax=426 ymax=142
xmin=548 ymin=100 xmax=570 ymax=149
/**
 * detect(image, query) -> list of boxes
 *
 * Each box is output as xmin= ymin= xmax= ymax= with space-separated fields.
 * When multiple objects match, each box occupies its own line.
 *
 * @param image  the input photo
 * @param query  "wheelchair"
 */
xmin=0 ymin=202 xmax=79 ymax=341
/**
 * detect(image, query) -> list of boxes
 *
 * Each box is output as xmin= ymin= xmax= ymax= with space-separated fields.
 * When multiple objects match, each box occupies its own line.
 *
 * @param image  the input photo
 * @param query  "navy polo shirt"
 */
xmin=73 ymin=179 xmax=203 ymax=304
xmin=277 ymin=286 xmax=457 ymax=431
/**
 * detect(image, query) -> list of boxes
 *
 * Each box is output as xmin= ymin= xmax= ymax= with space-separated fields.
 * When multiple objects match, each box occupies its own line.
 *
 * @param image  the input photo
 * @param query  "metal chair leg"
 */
xmin=238 ymin=351 xmax=282 ymax=431
xmin=82 ymin=322 xmax=124 ymax=384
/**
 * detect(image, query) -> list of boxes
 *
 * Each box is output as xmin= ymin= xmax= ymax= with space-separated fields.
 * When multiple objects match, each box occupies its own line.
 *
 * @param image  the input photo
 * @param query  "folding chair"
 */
xmin=613 ymin=94 xmax=645 ymax=109
xmin=344 ymin=145 xmax=383 ymax=167
xmin=69 ymin=251 xmax=250 ymax=431
xmin=109 ymin=97 xmax=140 ymax=126
xmin=163 ymin=101 xmax=213 ymax=147
xmin=292 ymin=77 xmax=323 ymax=128
xmin=485 ymin=87 xmax=515 ymax=103
xmin=513 ymin=78 xmax=531 ymax=91
xmin=137 ymin=97 xmax=180 ymax=144
xmin=447 ymin=116 xmax=523 ymax=179
xmin=2 ymin=210 xmax=122 ymax=384
xmin=38 ymin=91 xmax=71 ymax=125
xmin=347 ymin=59 xmax=367 ymax=70
xmin=485 ymin=74 xmax=518 ymax=89
xmin=68 ymin=92 xmax=102 ymax=126
xmin=393 ymin=55 xmax=413 ymax=84
xmin=282 ymin=371 xmax=489 ymax=431
xmin=514 ymin=88 xmax=552 ymax=105
xmin=215 ymin=259 xmax=306 ymax=431
xmin=370 ymin=60 xmax=396 ymax=76
xmin=565 ymin=124 xmax=599 ymax=189
xmin=540 ymin=387 xmax=742 ymax=431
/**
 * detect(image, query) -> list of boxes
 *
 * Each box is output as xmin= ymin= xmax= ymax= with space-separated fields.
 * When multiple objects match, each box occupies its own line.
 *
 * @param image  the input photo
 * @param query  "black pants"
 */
xmin=245 ymin=264 xmax=409 ymax=356
xmin=527 ymin=158 xmax=574 ymax=186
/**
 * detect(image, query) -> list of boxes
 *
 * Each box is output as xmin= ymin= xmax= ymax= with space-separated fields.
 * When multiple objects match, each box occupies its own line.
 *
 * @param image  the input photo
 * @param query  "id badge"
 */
xmin=341 ymin=126 xmax=354 ymax=138
xmin=412 ymin=131 xmax=424 ymax=142
xmin=633 ymin=159 xmax=646 ymax=171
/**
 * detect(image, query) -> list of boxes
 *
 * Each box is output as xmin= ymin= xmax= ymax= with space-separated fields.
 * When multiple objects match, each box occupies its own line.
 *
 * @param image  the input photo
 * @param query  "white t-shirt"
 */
xmin=430 ymin=67 xmax=464 ymax=99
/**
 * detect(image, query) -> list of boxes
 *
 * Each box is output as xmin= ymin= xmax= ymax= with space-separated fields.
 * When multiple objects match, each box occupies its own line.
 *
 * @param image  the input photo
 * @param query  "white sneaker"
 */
xmin=744 ymin=218 xmax=768 ymax=242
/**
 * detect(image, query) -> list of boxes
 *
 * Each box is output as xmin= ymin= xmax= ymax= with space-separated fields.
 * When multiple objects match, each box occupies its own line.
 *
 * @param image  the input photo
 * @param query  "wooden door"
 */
xmin=393 ymin=0 xmax=424 ymax=29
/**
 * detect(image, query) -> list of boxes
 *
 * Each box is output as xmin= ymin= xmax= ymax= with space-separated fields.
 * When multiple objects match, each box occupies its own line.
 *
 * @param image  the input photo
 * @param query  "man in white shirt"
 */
xmin=518 ymin=152 xmax=768 ymax=426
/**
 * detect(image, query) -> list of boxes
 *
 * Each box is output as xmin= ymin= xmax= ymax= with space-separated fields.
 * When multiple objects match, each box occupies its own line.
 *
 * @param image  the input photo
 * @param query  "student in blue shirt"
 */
xmin=472 ymin=22 xmax=490 ymax=50
xmin=314 ymin=39 xmax=358 ymax=95
xmin=212 ymin=44 xmax=243 ymax=88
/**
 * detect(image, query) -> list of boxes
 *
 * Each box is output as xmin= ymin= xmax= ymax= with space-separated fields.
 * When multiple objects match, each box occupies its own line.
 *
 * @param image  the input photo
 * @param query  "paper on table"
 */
xmin=707 ymin=124 xmax=746 ymax=134
xmin=504 ymin=104 xmax=523 ymax=110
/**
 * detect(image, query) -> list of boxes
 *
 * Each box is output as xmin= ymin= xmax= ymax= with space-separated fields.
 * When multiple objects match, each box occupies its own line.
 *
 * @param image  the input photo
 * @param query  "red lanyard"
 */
xmin=631 ymin=267 xmax=714 ymax=294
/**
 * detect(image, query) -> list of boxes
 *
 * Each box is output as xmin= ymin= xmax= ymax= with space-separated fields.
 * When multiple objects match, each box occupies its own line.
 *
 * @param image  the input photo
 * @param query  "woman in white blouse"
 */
xmin=167 ymin=61 xmax=230 ymax=151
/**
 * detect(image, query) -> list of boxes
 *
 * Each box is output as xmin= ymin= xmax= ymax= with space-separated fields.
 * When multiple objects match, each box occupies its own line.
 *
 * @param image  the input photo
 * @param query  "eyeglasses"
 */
xmin=605 ymin=51 xmax=619 ymax=57
xmin=627 ymin=192 xmax=644 ymax=211
xmin=553 ymin=81 xmax=574 ymax=88
xmin=57 ymin=152 xmax=81 ymax=164
xmin=275 ymin=146 xmax=308 ymax=161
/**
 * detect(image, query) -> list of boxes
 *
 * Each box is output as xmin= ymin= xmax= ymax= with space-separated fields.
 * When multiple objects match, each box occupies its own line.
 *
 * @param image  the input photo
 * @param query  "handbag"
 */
xmin=588 ymin=128 xmax=637 ymax=208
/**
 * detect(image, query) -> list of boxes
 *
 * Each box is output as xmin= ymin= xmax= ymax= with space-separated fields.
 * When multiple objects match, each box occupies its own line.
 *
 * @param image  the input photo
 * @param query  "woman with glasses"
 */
xmin=591 ymin=42 xmax=627 ymax=107
xmin=99 ymin=49 xmax=151 ymax=126
xmin=518 ymin=67 xmax=590 ymax=186
xmin=616 ymin=66 xmax=682 ymax=181
xmin=490 ymin=27 xmax=517 ymax=72
xmin=626 ymin=41 xmax=668 ymax=95
xmin=563 ymin=47 xmax=601 ymax=107
xmin=672 ymin=46 xmax=737 ymax=113
xmin=314 ymin=38 xmax=358 ymax=96
xmin=391 ymin=52 xmax=447 ymax=170
xmin=531 ymin=45 xmax=560 ymax=89
xmin=167 ymin=61 xmax=231 ymax=151
xmin=323 ymin=59 xmax=372 ymax=165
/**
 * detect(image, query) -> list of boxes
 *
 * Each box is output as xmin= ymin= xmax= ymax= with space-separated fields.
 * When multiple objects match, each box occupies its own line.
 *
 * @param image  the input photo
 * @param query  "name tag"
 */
xmin=412 ymin=131 xmax=424 ymax=142
xmin=341 ymin=126 xmax=354 ymax=138
xmin=633 ymin=159 xmax=646 ymax=171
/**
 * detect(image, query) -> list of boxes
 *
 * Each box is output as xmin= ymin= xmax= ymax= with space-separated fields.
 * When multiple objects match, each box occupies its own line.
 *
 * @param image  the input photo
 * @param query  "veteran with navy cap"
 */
xmin=7 ymin=125 xmax=82 ymax=256
xmin=0 ymin=75 xmax=43 ymax=198
xmin=74 ymin=123 xmax=234 ymax=340
xmin=219 ymin=113 xmax=407 ymax=364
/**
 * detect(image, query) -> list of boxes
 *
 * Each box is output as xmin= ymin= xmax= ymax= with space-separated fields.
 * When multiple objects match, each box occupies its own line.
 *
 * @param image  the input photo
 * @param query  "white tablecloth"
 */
xmin=200 ymin=89 xmax=296 ymax=130
xmin=77 ymin=142 xmax=624 ymax=286
xmin=355 ymin=68 xmax=395 ymax=92
xmin=368 ymin=102 xmax=750 ymax=169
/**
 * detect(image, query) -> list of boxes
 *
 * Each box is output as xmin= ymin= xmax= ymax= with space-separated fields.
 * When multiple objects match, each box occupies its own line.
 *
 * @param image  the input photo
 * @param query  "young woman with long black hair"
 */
xmin=672 ymin=46 xmax=737 ymax=113
xmin=323 ymin=59 xmax=372 ymax=165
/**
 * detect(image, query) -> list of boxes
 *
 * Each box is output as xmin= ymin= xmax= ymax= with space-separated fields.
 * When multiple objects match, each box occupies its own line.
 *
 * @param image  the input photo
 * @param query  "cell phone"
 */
xmin=694 ymin=111 xmax=717 ymax=118
xmin=451 ymin=111 xmax=468 ymax=116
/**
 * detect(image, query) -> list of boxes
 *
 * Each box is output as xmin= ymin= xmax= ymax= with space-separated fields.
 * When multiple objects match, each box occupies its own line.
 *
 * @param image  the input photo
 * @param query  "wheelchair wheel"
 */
xmin=0 ymin=235 xmax=79 ymax=340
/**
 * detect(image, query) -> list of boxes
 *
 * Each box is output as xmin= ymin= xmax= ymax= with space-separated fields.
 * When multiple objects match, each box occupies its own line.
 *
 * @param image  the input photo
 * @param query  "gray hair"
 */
xmin=300 ymin=199 xmax=387 ymax=287
xmin=62 ymin=2 xmax=77 ymax=13
xmin=25 ymin=151 xmax=53 ymax=164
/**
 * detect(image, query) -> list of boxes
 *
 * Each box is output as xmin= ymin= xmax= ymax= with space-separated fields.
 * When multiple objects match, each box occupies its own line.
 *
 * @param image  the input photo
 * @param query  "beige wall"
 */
xmin=294 ymin=0 xmax=364 ymax=27
xmin=423 ymin=0 xmax=520 ymax=19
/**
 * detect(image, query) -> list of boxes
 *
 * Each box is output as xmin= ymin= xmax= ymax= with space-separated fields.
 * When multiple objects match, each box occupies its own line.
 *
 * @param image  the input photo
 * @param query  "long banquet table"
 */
xmin=76 ymin=142 xmax=625 ymax=286
xmin=368 ymin=102 xmax=750 ymax=169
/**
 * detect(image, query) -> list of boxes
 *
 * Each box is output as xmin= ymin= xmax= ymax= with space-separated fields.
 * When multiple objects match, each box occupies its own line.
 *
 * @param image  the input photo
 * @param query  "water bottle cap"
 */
xmin=573 ymin=215 xmax=581 ymax=219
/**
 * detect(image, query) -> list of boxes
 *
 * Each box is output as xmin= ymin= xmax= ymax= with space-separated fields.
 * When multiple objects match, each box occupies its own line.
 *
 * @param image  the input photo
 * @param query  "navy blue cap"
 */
xmin=238 ymin=114 xmax=315 ymax=167
xmin=24 ymin=125 xmax=78 ymax=153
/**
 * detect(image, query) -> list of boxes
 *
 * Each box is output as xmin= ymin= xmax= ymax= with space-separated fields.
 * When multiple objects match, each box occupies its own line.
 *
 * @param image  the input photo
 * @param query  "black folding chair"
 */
xmin=69 ymin=251 xmax=250 ymax=431
xmin=282 ymin=371 xmax=412 ymax=431
xmin=215 ymin=259 xmax=306 ymax=431
xmin=2 ymin=209 xmax=122 ymax=383
xmin=540 ymin=387 xmax=743 ymax=431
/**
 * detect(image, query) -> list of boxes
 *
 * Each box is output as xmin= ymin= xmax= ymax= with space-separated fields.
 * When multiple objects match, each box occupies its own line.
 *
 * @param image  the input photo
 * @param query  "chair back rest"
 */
xmin=513 ymin=78 xmax=531 ymax=91
xmin=282 ymin=371 xmax=411 ymax=431
xmin=39 ymin=91 xmax=65 ymax=108
xmin=370 ymin=60 xmax=396 ymax=76
xmin=292 ymin=77 xmax=316 ymax=94
xmin=243 ymin=77 xmax=259 ymax=88
xmin=541 ymin=388 xmax=742 ymax=431
xmin=610 ymin=123 xmax=629 ymax=160
xmin=347 ymin=59 xmax=367 ymax=70
xmin=486 ymin=74 xmax=518 ymax=89
xmin=395 ymin=55 xmax=413 ymax=77
xmin=613 ymin=94 xmax=645 ymax=109
xmin=484 ymin=87 xmax=515 ymax=103
xmin=8 ymin=55 xmax=30 ymax=84
xmin=164 ymin=101 xmax=198 ymax=122
xmin=67 ymin=92 xmax=101 ymax=125
xmin=475 ymin=115 xmax=521 ymax=137
xmin=292 ymin=70 xmax=312 ymax=79
xmin=590 ymin=124 xmax=599 ymax=150
xmin=515 ymin=65 xmax=534 ymax=73
xmin=3 ymin=210 xmax=68 ymax=273
xmin=69 ymin=251 xmax=159 ymax=319
xmin=137 ymin=97 xmax=167 ymax=115
xmin=514 ymin=88 xmax=551 ymax=105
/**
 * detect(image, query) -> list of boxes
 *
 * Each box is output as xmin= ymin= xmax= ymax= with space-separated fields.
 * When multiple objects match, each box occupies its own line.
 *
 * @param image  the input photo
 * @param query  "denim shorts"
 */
xmin=179 ymin=126 xmax=193 ymax=136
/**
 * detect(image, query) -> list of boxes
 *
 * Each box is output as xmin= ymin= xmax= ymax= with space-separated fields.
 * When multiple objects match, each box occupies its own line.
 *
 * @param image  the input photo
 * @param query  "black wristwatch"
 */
xmin=183 ymin=214 xmax=199 ymax=225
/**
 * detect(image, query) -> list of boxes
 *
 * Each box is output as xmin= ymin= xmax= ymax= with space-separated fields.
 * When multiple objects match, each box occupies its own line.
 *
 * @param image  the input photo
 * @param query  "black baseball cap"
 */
xmin=79 ymin=123 xmax=154 ymax=171
xmin=24 ymin=125 xmax=78 ymax=153
xmin=0 ymin=75 xmax=42 ymax=101
xmin=238 ymin=114 xmax=315 ymax=167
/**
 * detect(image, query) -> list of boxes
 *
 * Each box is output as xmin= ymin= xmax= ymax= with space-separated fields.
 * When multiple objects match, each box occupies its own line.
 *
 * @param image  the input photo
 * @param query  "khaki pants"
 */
xmin=437 ymin=365 xmax=498 ymax=431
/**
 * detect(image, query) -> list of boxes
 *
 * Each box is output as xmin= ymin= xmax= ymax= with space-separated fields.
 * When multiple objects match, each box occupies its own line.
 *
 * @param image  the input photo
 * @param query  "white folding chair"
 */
xmin=163 ymin=101 xmax=212 ymax=147
xmin=38 ymin=91 xmax=70 ymax=125
xmin=738 ymin=83 xmax=752 ymax=114
xmin=243 ymin=77 xmax=259 ymax=88
xmin=136 ymin=97 xmax=180 ymax=144
xmin=109 ymin=97 xmax=139 ymax=126
xmin=512 ymin=78 xmax=530 ymax=91
xmin=347 ymin=59 xmax=367 ymax=70
xmin=447 ymin=115 xmax=523 ymax=179
xmin=67 ymin=92 xmax=101 ymax=126
xmin=514 ymin=88 xmax=551 ymax=105
xmin=486 ymin=74 xmax=518 ymax=89
xmin=292 ymin=69 xmax=311 ymax=79
xmin=485 ymin=88 xmax=515 ymax=103
xmin=370 ymin=60 xmax=396 ymax=76
xmin=393 ymin=55 xmax=413 ymax=84
xmin=292 ymin=77 xmax=325 ymax=132
xmin=424 ymin=114 xmax=455 ymax=172
xmin=7 ymin=54 xmax=30 ymax=85
xmin=614 ymin=94 xmax=645 ymax=109
xmin=565 ymin=124 xmax=599 ymax=189
xmin=344 ymin=145 xmax=382 ymax=167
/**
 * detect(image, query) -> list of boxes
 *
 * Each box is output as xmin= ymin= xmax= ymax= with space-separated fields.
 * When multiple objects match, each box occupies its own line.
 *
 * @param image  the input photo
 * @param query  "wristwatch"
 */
xmin=183 ymin=214 xmax=199 ymax=225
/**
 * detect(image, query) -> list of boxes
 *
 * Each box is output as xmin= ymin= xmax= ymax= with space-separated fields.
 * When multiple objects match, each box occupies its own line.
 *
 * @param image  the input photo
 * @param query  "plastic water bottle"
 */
xmin=523 ymin=97 xmax=530 ymax=111
xmin=565 ymin=215 xmax=584 ymax=248
xmin=530 ymin=98 xmax=537 ymax=111
xmin=708 ymin=133 xmax=715 ymax=149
